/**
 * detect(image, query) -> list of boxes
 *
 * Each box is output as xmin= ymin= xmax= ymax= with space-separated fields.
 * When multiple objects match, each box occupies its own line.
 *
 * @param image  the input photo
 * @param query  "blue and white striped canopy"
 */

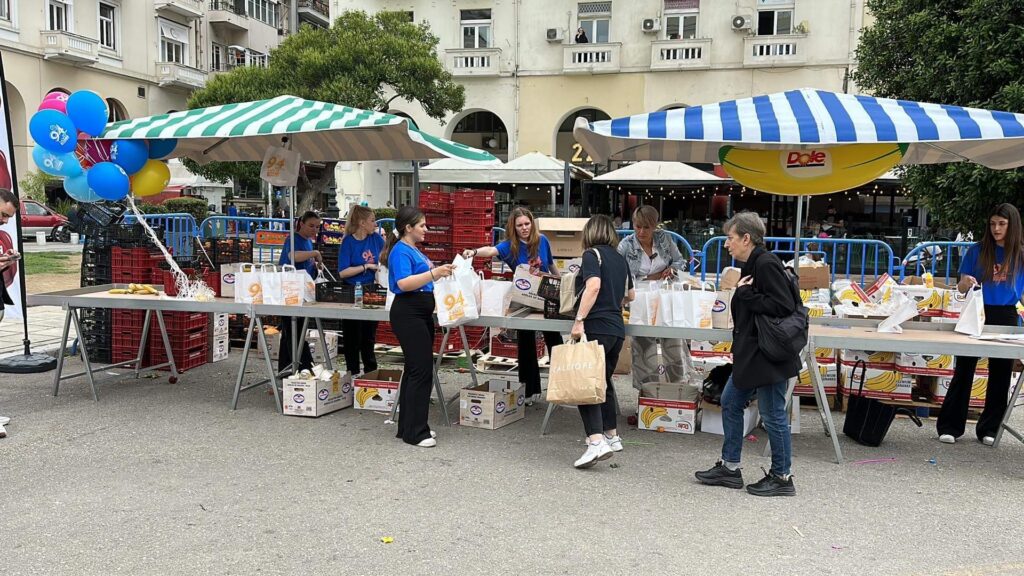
xmin=573 ymin=88 xmax=1024 ymax=170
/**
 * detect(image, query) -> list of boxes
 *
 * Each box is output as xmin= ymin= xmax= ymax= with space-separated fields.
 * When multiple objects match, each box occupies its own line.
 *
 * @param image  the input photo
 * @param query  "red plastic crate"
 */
xmin=153 ymin=347 xmax=207 ymax=372
xmin=151 ymin=328 xmax=208 ymax=350
xmin=424 ymin=214 xmax=453 ymax=227
xmin=112 ymin=332 xmax=146 ymax=352
xmin=454 ymin=212 xmax=496 ymax=227
xmin=420 ymin=246 xmax=451 ymax=263
xmin=155 ymin=311 xmax=208 ymax=333
xmin=423 ymin=229 xmax=452 ymax=245
xmin=161 ymin=269 xmax=220 ymax=297
xmin=490 ymin=336 xmax=545 ymax=359
xmin=112 ymin=348 xmax=145 ymax=365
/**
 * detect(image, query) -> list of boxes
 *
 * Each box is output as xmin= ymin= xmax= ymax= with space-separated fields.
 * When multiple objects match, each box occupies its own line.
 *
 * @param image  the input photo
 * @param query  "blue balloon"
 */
xmin=86 ymin=162 xmax=130 ymax=201
xmin=148 ymin=138 xmax=177 ymax=159
xmin=66 ymin=91 xmax=108 ymax=137
xmin=33 ymin=145 xmax=82 ymax=177
xmin=110 ymin=139 xmax=148 ymax=174
xmin=64 ymin=173 xmax=102 ymax=203
xmin=29 ymin=110 xmax=77 ymax=153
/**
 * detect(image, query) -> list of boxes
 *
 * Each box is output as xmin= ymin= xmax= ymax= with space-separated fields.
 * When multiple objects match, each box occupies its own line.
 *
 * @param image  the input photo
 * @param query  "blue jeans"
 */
xmin=720 ymin=376 xmax=792 ymax=476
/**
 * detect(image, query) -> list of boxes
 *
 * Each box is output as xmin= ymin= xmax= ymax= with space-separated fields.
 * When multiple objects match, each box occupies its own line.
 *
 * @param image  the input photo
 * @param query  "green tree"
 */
xmin=19 ymin=170 xmax=60 ymax=203
xmin=184 ymin=11 xmax=465 ymax=213
xmin=853 ymin=0 xmax=1024 ymax=236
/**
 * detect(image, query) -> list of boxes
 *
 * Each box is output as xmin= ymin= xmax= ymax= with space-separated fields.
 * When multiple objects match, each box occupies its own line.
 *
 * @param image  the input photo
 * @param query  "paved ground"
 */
xmin=0 ymin=306 xmax=76 ymax=358
xmin=1 ymin=351 xmax=1023 ymax=576
xmin=21 ymin=240 xmax=83 ymax=253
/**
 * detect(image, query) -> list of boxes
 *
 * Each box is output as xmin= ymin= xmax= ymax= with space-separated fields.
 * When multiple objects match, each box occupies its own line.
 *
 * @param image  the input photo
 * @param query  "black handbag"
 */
xmin=753 ymin=260 xmax=809 ymax=363
xmin=701 ymin=363 xmax=733 ymax=406
xmin=842 ymin=360 xmax=923 ymax=446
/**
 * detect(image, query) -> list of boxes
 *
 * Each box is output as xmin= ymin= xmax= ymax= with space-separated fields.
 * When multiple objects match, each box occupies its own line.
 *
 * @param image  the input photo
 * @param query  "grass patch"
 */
xmin=23 ymin=252 xmax=74 ymax=275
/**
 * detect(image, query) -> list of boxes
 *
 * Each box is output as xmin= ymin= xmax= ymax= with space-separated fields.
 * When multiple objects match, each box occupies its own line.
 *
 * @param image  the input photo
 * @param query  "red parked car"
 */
xmin=21 ymin=199 xmax=70 ymax=242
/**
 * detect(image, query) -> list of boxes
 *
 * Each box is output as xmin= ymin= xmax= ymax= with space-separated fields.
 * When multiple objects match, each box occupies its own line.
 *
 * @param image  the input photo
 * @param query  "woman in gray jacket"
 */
xmin=617 ymin=206 xmax=694 ymax=390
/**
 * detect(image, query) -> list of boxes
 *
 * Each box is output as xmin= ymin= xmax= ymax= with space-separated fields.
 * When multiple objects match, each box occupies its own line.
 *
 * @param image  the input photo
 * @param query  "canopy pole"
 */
xmin=562 ymin=161 xmax=570 ymax=217
xmin=793 ymin=194 xmax=804 ymax=273
xmin=412 ymin=161 xmax=420 ymax=207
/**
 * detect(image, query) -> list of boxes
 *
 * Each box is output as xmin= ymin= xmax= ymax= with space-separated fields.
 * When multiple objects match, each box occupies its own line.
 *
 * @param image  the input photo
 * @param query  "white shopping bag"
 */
xmin=656 ymin=287 xmax=674 ymax=327
xmin=480 ymin=279 xmax=514 ymax=317
xmin=629 ymin=289 xmax=652 ymax=326
xmin=452 ymin=254 xmax=482 ymax=305
xmin=260 ymin=145 xmax=301 ymax=187
xmin=277 ymin=265 xmax=304 ymax=306
xmin=377 ymin=265 xmax=397 ymax=312
xmin=261 ymin=265 xmax=285 ymax=305
xmin=954 ymin=286 xmax=986 ymax=337
xmin=301 ymin=269 xmax=317 ymax=304
xmin=235 ymin=263 xmax=266 ymax=304
xmin=877 ymin=290 xmax=920 ymax=334
xmin=434 ymin=276 xmax=478 ymax=327
xmin=670 ymin=286 xmax=716 ymax=329
xmin=712 ymin=289 xmax=734 ymax=329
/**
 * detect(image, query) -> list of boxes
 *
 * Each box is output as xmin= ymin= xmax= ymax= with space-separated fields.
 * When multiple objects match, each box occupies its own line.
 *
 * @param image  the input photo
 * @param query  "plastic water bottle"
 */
xmin=354 ymin=283 xmax=363 ymax=308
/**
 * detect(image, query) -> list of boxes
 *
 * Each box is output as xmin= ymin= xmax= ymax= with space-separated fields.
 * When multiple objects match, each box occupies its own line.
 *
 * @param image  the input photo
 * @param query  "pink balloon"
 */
xmin=37 ymin=98 xmax=68 ymax=114
xmin=44 ymin=91 xmax=70 ymax=103
xmin=75 ymin=139 xmax=113 ymax=170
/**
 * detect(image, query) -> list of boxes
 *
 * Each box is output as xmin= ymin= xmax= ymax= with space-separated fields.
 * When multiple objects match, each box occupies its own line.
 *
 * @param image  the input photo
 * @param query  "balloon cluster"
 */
xmin=30 ymin=90 xmax=178 ymax=203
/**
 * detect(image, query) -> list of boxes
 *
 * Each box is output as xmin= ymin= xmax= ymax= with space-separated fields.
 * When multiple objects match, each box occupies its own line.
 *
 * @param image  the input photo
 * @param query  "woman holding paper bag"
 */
xmin=337 ymin=206 xmax=384 ymax=376
xmin=461 ymin=207 xmax=562 ymax=405
xmin=569 ymin=215 xmax=634 ymax=468
xmin=618 ymin=205 xmax=694 ymax=390
xmin=381 ymin=206 xmax=454 ymax=448
xmin=937 ymin=203 xmax=1024 ymax=446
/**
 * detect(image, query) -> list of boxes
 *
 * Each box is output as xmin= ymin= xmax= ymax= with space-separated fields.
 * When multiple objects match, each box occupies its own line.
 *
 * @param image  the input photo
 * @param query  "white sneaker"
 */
xmin=417 ymin=437 xmax=437 ymax=448
xmin=430 ymin=430 xmax=437 ymax=439
xmin=0 ymin=424 xmax=6 ymax=439
xmin=0 ymin=416 xmax=9 ymax=426
xmin=604 ymin=434 xmax=623 ymax=452
xmin=574 ymin=440 xmax=612 ymax=469
xmin=982 ymin=436 xmax=995 ymax=446
xmin=938 ymin=434 xmax=955 ymax=444
xmin=525 ymin=393 xmax=541 ymax=406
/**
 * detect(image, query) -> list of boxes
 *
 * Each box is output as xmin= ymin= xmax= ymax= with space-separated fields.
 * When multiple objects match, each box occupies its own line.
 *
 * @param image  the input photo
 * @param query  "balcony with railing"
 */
xmin=208 ymin=0 xmax=248 ymax=32
xmin=40 ymin=30 xmax=99 ymax=65
xmin=445 ymin=48 xmax=502 ymax=77
xmin=155 ymin=0 xmax=203 ymax=20
xmin=562 ymin=43 xmax=620 ymax=74
xmin=650 ymin=38 xmax=711 ymax=70
xmin=297 ymin=0 xmax=330 ymax=27
xmin=156 ymin=62 xmax=208 ymax=90
xmin=743 ymin=34 xmax=807 ymax=67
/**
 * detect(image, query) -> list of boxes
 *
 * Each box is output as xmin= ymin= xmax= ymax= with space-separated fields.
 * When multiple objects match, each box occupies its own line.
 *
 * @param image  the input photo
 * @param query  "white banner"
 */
xmin=0 ymin=53 xmax=24 ymax=321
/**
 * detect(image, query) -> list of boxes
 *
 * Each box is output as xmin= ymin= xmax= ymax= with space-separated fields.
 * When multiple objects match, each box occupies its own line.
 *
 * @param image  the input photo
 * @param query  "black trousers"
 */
xmin=518 ymin=329 xmax=563 ymax=397
xmin=391 ymin=292 xmax=435 ymax=445
xmin=937 ymin=305 xmax=1020 ymax=439
xmin=278 ymin=317 xmax=314 ymax=375
xmin=578 ymin=332 xmax=625 ymax=437
xmin=342 ymin=319 xmax=378 ymax=375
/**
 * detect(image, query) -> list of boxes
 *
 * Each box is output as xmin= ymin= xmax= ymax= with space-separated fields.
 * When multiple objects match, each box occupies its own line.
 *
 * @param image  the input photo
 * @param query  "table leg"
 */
xmin=70 ymin=308 xmax=99 ymax=402
xmin=434 ymin=329 xmax=451 ymax=426
xmin=540 ymin=402 xmax=557 ymax=436
xmin=256 ymin=316 xmax=282 ymax=412
xmin=993 ymin=370 xmax=1024 ymax=448
xmin=807 ymin=347 xmax=844 ymax=464
xmin=458 ymin=326 xmax=479 ymax=388
xmin=52 ymin=306 xmax=72 ymax=397
xmin=154 ymin=309 xmax=179 ymax=381
xmin=135 ymin=310 xmax=153 ymax=379
xmin=231 ymin=314 xmax=257 ymax=410
xmin=314 ymin=318 xmax=334 ymax=372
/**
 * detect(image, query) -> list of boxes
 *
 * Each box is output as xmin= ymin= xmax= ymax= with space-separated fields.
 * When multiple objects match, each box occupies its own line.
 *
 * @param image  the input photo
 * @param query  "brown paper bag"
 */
xmin=614 ymin=337 xmax=632 ymax=375
xmin=547 ymin=337 xmax=606 ymax=405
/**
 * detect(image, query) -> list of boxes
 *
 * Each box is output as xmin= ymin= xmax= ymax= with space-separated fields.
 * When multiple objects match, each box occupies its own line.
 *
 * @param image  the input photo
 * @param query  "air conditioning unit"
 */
xmin=731 ymin=15 xmax=752 ymax=31
xmin=641 ymin=18 xmax=660 ymax=33
xmin=546 ymin=28 xmax=564 ymax=42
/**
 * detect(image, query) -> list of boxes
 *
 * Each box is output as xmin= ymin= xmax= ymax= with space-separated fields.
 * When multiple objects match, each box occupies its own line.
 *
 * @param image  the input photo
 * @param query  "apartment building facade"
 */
xmin=332 ymin=0 xmax=870 ymax=208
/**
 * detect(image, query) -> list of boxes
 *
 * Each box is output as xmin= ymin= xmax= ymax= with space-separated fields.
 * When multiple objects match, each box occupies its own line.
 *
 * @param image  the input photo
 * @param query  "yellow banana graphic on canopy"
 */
xmin=719 ymin=144 xmax=909 ymax=196
xmin=640 ymin=406 xmax=669 ymax=428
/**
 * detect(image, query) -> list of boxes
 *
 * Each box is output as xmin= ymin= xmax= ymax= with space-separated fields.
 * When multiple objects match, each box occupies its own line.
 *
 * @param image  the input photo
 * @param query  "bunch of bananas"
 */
xmin=640 ymin=406 xmax=670 ymax=427
xmin=355 ymin=387 xmax=382 ymax=407
xmin=864 ymin=370 xmax=901 ymax=393
xmin=108 ymin=283 xmax=158 ymax=295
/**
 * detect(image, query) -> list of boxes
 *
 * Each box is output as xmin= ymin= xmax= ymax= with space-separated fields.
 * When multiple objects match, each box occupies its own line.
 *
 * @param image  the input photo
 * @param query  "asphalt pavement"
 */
xmin=1 ymin=354 xmax=1023 ymax=576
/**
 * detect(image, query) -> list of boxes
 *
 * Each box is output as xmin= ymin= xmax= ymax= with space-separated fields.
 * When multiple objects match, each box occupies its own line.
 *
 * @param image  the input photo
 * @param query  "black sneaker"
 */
xmin=695 ymin=461 xmax=744 ymax=489
xmin=745 ymin=468 xmax=796 ymax=497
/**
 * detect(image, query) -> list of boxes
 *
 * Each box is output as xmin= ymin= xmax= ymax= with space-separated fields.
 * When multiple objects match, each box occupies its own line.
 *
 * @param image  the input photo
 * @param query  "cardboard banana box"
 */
xmin=840 ymin=349 xmax=897 ymax=371
xmin=353 ymin=369 xmax=401 ymax=412
xmin=839 ymin=364 xmax=913 ymax=401
xmin=793 ymin=363 xmax=838 ymax=396
xmin=896 ymin=352 xmax=955 ymax=377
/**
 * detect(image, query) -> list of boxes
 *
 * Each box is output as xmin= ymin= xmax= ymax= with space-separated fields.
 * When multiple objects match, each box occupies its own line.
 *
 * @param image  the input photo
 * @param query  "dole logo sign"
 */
xmin=782 ymin=149 xmax=832 ymax=178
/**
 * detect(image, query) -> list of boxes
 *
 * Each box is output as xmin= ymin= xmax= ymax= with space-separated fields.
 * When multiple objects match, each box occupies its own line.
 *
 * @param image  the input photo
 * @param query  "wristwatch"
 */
xmin=575 ymin=316 xmax=585 ymax=322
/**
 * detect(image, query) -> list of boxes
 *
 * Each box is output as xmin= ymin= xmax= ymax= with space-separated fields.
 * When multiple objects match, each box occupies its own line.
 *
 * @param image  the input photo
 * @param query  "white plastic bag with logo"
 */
xmin=235 ymin=263 xmax=266 ymax=304
xmin=260 ymin=145 xmax=301 ymax=187
xmin=434 ymin=276 xmax=478 ymax=327
xmin=670 ymin=285 xmax=716 ymax=329
xmin=452 ymin=254 xmax=482 ymax=304
xmin=954 ymin=286 xmax=986 ymax=337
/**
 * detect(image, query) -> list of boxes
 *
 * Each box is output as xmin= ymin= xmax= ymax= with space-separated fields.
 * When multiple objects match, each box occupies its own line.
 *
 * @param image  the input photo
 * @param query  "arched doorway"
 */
xmin=448 ymin=110 xmax=508 ymax=161
xmin=554 ymin=107 xmax=610 ymax=165
xmin=658 ymin=103 xmax=688 ymax=111
xmin=106 ymin=98 xmax=128 ymax=122
xmin=4 ymin=82 xmax=28 ymax=181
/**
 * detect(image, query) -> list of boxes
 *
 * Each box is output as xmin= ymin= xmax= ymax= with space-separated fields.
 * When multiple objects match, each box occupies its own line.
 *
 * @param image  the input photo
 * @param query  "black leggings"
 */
xmin=390 ymin=292 xmax=435 ymax=445
xmin=342 ymin=319 xmax=378 ymax=375
xmin=578 ymin=332 xmax=624 ymax=437
xmin=937 ymin=305 xmax=1020 ymax=439
xmin=517 ymin=330 xmax=563 ymax=397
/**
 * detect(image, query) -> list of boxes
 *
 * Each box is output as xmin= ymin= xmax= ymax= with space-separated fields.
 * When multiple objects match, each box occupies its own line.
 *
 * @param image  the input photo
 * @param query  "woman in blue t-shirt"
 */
xmin=937 ymin=203 xmax=1024 ymax=446
xmin=380 ymin=206 xmax=454 ymax=448
xmin=337 ymin=205 xmax=385 ymax=376
xmin=461 ymin=207 xmax=562 ymax=405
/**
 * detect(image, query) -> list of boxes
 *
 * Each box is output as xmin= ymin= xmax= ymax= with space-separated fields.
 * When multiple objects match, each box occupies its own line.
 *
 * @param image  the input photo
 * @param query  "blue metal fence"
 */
xmin=198 ymin=216 xmax=290 ymax=263
xmin=899 ymin=241 xmax=974 ymax=284
xmin=122 ymin=213 xmax=197 ymax=257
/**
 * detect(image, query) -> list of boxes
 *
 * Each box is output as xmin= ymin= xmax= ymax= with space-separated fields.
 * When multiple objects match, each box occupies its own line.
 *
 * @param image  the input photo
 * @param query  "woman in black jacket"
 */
xmin=695 ymin=212 xmax=802 ymax=497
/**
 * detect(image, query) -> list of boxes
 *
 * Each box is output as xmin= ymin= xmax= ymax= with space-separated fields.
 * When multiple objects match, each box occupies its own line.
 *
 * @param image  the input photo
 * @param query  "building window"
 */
xmin=401 ymin=11 xmax=414 ymax=22
xmin=228 ymin=46 xmax=246 ymax=68
xmin=98 ymin=2 xmax=118 ymax=51
xmin=0 ymin=0 xmax=11 ymax=22
xmin=248 ymin=50 xmax=268 ymax=68
xmin=211 ymin=43 xmax=224 ymax=71
xmin=460 ymin=9 xmax=491 ymax=49
xmin=664 ymin=12 xmax=696 ymax=39
xmin=391 ymin=172 xmax=413 ymax=208
xmin=578 ymin=2 xmax=611 ymax=43
xmin=158 ymin=19 xmax=190 ymax=65
xmin=757 ymin=7 xmax=792 ymax=36
xmin=47 ymin=0 xmax=69 ymax=31
xmin=247 ymin=0 xmax=277 ymax=27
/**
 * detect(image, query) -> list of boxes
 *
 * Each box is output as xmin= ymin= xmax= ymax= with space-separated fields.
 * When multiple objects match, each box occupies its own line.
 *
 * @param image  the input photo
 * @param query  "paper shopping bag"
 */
xmin=629 ymin=290 xmax=651 ymax=326
xmin=671 ymin=287 xmax=716 ymax=329
xmin=547 ymin=337 xmax=606 ymax=405
xmin=235 ymin=263 xmax=265 ymax=304
xmin=452 ymin=254 xmax=482 ymax=304
xmin=261 ymin=265 xmax=285 ymax=305
xmin=712 ymin=289 xmax=734 ymax=329
xmin=656 ymin=288 xmax=675 ymax=327
xmin=480 ymin=279 xmax=514 ymax=317
xmin=434 ymin=276 xmax=478 ymax=327
xmin=278 ymin=265 xmax=304 ymax=306
xmin=954 ymin=287 xmax=986 ymax=337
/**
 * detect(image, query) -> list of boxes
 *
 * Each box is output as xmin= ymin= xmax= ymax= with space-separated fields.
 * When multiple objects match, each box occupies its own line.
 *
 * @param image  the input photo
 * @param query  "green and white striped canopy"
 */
xmin=101 ymin=95 xmax=499 ymax=165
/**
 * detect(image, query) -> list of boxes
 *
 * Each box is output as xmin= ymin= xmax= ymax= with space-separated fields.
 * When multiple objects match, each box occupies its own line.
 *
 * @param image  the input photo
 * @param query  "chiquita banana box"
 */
xmin=896 ymin=353 xmax=954 ymax=377
xmin=353 ymin=369 xmax=401 ymax=412
xmin=637 ymin=382 xmax=699 ymax=434
xmin=932 ymin=375 xmax=987 ymax=408
xmin=840 ymin=365 xmax=912 ymax=400
xmin=840 ymin=349 xmax=897 ymax=370
xmin=894 ymin=285 xmax=945 ymax=317
xmin=690 ymin=340 xmax=732 ymax=359
xmin=794 ymin=363 xmax=838 ymax=396
xmin=815 ymin=348 xmax=836 ymax=364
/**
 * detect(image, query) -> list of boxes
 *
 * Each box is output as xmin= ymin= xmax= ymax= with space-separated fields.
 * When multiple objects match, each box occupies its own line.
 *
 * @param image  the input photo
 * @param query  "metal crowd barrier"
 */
xmin=122 ymin=213 xmax=197 ymax=257
xmin=199 ymin=216 xmax=290 ymax=263
xmin=900 ymin=241 xmax=974 ymax=285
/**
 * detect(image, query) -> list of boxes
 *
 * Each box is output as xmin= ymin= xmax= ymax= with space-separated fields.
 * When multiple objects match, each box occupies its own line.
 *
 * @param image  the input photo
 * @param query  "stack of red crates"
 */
xmin=451 ymin=189 xmax=495 ymax=273
xmin=418 ymin=187 xmax=454 ymax=264
xmin=111 ymin=309 xmax=148 ymax=365
xmin=148 ymin=311 xmax=209 ymax=372
xmin=490 ymin=330 xmax=546 ymax=359
xmin=375 ymin=322 xmax=487 ymax=355
xmin=111 ymin=247 xmax=162 ymax=284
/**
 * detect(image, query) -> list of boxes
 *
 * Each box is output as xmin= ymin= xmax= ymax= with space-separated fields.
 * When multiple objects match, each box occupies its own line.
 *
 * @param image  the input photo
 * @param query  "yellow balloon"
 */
xmin=131 ymin=159 xmax=171 ymax=197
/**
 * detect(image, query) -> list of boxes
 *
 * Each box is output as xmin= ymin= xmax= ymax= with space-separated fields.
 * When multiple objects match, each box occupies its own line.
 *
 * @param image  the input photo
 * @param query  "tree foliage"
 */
xmin=853 ymin=0 xmax=1024 ymax=235
xmin=164 ymin=197 xmax=209 ymax=223
xmin=184 ymin=11 xmax=465 ymax=212
xmin=19 ymin=170 xmax=59 ymax=203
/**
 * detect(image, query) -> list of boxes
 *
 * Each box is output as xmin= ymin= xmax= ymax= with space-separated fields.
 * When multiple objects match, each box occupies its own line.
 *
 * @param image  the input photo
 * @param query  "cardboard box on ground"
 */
xmin=305 ymin=329 xmax=339 ymax=364
xmin=459 ymin=380 xmax=525 ymax=430
xmin=637 ymin=382 xmax=700 ymax=434
xmin=354 ymin=369 xmax=401 ymax=412
xmin=283 ymin=369 xmax=353 ymax=417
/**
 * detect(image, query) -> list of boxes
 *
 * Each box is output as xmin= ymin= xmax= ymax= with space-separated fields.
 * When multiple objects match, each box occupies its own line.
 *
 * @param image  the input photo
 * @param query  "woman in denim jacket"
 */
xmin=617 ymin=206 xmax=694 ymax=390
